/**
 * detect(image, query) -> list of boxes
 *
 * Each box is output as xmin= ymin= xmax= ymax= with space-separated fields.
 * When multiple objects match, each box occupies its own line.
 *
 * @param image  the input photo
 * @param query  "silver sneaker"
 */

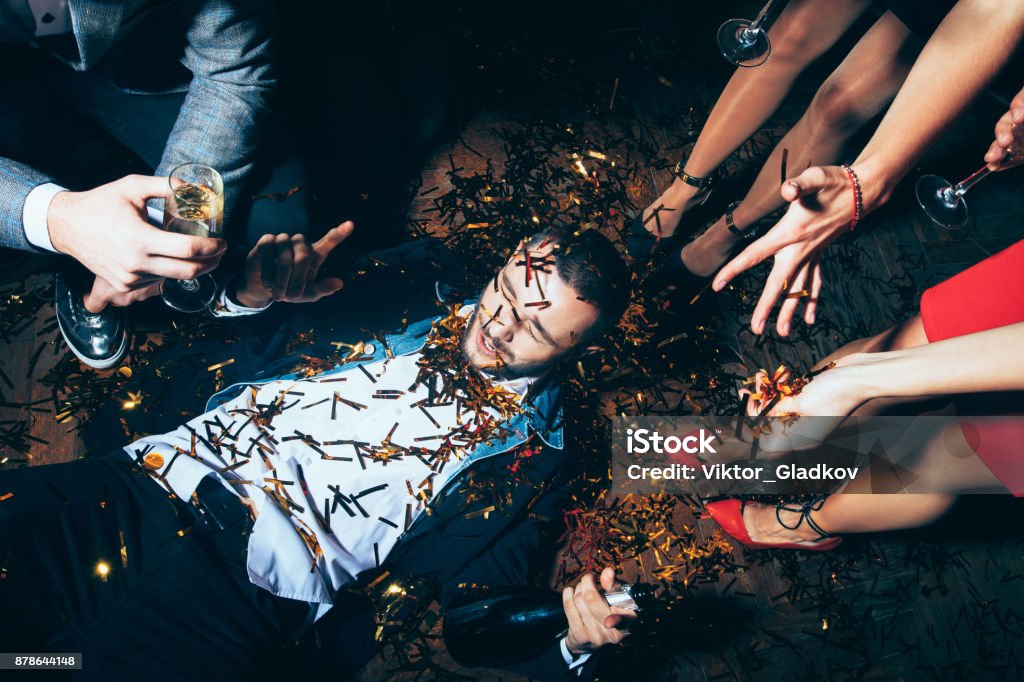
xmin=54 ymin=273 xmax=127 ymax=369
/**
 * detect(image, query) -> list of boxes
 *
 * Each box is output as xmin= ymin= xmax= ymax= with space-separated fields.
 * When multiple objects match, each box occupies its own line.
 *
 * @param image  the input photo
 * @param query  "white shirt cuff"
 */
xmin=23 ymin=182 xmax=66 ymax=253
xmin=559 ymin=637 xmax=592 ymax=671
xmin=212 ymin=272 xmax=272 ymax=317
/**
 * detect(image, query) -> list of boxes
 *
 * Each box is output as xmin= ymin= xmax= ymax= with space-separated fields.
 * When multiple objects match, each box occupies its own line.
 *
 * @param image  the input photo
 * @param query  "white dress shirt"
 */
xmin=22 ymin=182 xmax=63 ymax=252
xmin=125 ymin=306 xmax=535 ymax=616
xmin=124 ymin=296 xmax=588 ymax=668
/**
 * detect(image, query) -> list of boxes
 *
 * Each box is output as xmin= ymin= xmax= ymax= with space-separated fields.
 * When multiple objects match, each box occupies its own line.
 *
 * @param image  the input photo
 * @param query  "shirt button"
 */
xmin=361 ymin=343 xmax=375 ymax=355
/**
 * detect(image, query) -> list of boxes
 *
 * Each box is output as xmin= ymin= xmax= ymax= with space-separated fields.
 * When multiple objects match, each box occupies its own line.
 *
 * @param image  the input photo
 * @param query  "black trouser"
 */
xmin=0 ymin=455 xmax=309 ymax=681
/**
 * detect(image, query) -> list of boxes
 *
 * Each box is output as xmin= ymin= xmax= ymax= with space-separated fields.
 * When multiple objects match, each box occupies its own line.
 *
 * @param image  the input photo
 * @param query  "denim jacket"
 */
xmin=204 ymin=305 xmax=564 ymax=504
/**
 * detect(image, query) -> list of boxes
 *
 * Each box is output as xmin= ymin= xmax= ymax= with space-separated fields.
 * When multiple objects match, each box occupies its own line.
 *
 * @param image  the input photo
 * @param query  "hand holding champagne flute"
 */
xmin=160 ymin=163 xmax=225 ymax=312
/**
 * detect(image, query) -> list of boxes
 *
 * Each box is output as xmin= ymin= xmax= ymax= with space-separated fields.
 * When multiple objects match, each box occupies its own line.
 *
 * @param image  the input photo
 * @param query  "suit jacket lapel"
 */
xmin=383 ymin=443 xmax=564 ymax=582
xmin=67 ymin=0 xmax=126 ymax=69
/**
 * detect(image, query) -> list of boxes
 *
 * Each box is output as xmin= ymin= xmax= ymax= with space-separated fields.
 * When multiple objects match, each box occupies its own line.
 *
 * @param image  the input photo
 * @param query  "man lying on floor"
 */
xmin=0 ymin=224 xmax=633 ymax=681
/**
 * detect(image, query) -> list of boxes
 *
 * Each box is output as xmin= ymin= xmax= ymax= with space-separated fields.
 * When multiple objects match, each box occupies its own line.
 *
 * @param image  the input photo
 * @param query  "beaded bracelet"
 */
xmin=839 ymin=164 xmax=863 ymax=230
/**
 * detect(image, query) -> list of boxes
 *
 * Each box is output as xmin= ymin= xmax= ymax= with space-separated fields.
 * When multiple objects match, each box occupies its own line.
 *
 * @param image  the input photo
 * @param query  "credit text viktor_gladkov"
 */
xmin=624 ymin=428 xmax=860 ymax=482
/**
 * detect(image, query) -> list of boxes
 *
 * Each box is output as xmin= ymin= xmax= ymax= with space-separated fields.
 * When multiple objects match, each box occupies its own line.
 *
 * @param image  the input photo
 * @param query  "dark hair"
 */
xmin=525 ymin=228 xmax=630 ymax=345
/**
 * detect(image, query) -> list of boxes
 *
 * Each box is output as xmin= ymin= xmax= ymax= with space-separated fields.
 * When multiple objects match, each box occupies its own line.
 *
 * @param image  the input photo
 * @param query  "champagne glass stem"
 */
xmin=951 ymin=165 xmax=992 ymax=197
xmin=747 ymin=0 xmax=778 ymax=33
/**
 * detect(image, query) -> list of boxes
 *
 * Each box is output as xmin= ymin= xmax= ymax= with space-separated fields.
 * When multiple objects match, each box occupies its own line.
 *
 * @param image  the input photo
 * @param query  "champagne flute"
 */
xmin=717 ymin=0 xmax=780 ymax=68
xmin=160 ymin=163 xmax=224 ymax=312
xmin=915 ymin=143 xmax=1019 ymax=232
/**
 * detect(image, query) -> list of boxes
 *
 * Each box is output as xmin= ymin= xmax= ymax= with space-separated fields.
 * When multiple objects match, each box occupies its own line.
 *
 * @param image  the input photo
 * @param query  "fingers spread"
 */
xmin=750 ymin=263 xmax=793 ymax=335
xmin=313 ymin=221 xmax=354 ymax=260
xmin=713 ymin=240 xmax=766 ymax=292
xmin=776 ymin=263 xmax=810 ymax=337
xmin=713 ymin=220 xmax=798 ymax=292
xmin=247 ymin=234 xmax=276 ymax=292
xmin=289 ymin=235 xmax=313 ymax=298
xmin=272 ymin=233 xmax=293 ymax=300
xmin=309 ymin=277 xmax=344 ymax=301
xmin=781 ymin=180 xmax=802 ymax=202
xmin=791 ymin=166 xmax=831 ymax=197
xmin=805 ymin=260 xmax=823 ymax=325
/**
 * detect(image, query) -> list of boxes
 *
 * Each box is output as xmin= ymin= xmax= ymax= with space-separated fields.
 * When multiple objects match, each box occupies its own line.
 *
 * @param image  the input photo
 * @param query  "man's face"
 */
xmin=461 ymin=240 xmax=600 ymax=380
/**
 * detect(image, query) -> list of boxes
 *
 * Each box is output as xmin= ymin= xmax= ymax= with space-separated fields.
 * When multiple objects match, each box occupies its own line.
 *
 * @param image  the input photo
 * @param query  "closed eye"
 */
xmin=499 ymin=270 xmax=559 ymax=347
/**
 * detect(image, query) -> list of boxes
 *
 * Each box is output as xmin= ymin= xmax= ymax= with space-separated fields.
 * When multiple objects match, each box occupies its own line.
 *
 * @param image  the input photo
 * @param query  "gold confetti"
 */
xmin=143 ymin=452 xmax=165 ymax=470
xmin=207 ymin=358 xmax=236 ymax=372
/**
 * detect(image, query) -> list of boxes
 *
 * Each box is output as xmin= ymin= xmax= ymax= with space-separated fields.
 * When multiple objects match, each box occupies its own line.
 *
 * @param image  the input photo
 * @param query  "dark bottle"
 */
xmin=443 ymin=583 xmax=653 ymax=667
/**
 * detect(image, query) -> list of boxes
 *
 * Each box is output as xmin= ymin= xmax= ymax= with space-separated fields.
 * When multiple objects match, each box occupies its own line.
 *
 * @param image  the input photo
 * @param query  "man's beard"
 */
xmin=460 ymin=309 xmax=557 ymax=381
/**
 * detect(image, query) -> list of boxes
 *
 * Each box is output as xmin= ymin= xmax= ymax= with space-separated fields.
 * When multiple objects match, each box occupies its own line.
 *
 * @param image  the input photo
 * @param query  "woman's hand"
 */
xmin=712 ymin=165 xmax=863 ymax=336
xmin=742 ymin=355 xmax=879 ymax=453
xmin=984 ymin=85 xmax=1024 ymax=171
xmin=233 ymin=221 xmax=353 ymax=308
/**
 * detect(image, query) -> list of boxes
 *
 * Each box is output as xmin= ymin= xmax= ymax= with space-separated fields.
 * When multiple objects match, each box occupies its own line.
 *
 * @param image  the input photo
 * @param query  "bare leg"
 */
xmin=812 ymin=314 xmax=929 ymax=417
xmin=641 ymin=0 xmax=873 ymax=237
xmin=678 ymin=11 xmax=920 ymax=277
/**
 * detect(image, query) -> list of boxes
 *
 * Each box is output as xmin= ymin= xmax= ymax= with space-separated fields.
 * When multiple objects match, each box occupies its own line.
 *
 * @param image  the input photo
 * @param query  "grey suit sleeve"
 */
xmin=0 ymin=159 xmax=56 ymax=252
xmin=157 ymin=0 xmax=277 ymax=221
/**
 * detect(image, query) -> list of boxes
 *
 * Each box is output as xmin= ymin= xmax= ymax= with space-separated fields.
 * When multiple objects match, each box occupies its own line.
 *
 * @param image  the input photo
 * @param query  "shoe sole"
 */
xmin=56 ymin=313 xmax=128 ymax=370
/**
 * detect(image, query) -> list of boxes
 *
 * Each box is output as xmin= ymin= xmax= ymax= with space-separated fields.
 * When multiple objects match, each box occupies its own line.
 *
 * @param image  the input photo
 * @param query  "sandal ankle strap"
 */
xmin=775 ymin=496 xmax=834 ymax=539
xmin=723 ymin=201 xmax=757 ymax=240
xmin=672 ymin=162 xmax=715 ymax=191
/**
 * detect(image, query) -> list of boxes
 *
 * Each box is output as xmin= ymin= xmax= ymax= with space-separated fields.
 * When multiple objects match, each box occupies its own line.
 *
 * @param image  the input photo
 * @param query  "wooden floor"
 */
xmin=2 ymin=6 xmax=1024 ymax=679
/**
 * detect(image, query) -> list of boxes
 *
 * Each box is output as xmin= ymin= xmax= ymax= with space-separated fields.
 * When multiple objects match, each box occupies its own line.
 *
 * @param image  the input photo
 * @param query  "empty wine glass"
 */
xmin=916 ymin=144 xmax=1019 ymax=232
xmin=717 ymin=0 xmax=780 ymax=68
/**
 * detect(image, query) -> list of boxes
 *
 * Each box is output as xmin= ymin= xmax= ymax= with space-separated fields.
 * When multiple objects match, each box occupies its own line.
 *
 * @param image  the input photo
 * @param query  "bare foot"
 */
xmin=743 ymin=502 xmax=825 ymax=546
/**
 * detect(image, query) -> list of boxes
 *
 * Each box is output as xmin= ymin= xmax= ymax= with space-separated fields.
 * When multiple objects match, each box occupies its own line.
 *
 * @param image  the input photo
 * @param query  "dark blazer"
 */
xmin=301 ymin=439 xmax=596 ymax=681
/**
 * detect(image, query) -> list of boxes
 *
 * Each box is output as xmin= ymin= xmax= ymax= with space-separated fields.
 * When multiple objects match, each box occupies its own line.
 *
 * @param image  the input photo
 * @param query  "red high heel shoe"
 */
xmin=704 ymin=498 xmax=842 ymax=552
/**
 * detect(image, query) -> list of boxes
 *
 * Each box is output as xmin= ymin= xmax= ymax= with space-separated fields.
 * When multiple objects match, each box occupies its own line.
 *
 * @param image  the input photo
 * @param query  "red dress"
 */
xmin=919 ymin=239 xmax=1024 ymax=495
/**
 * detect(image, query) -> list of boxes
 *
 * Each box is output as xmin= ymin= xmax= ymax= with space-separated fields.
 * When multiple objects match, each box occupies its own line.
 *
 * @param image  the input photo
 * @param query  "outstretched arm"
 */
xmin=851 ymin=0 xmax=1024 ymax=205
xmin=157 ymin=0 xmax=278 ymax=218
xmin=833 ymin=321 xmax=1024 ymax=405
xmin=713 ymin=0 xmax=1024 ymax=335
xmin=745 ymin=322 xmax=1024 ymax=451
